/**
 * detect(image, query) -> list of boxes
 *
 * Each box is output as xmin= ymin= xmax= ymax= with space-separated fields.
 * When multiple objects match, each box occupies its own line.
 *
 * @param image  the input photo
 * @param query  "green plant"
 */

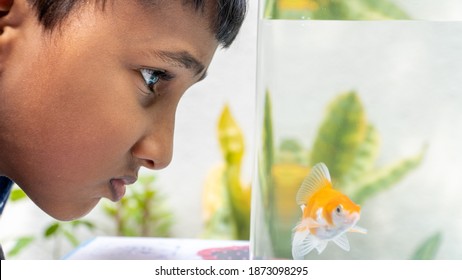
xmin=4 ymin=173 xmax=173 ymax=258
xmin=411 ymin=232 xmax=443 ymax=260
xmin=264 ymin=0 xmax=410 ymax=20
xmin=5 ymin=188 xmax=96 ymax=259
xmin=261 ymin=90 xmax=426 ymax=258
xmin=102 ymin=174 xmax=174 ymax=237
xmin=202 ymin=104 xmax=251 ymax=240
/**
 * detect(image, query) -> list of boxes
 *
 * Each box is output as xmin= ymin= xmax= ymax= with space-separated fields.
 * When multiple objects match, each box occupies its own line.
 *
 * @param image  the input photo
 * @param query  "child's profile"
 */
xmin=0 ymin=0 xmax=247 ymax=259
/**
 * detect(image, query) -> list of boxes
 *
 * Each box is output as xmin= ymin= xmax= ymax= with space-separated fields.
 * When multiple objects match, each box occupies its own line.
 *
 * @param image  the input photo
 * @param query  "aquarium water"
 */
xmin=251 ymin=0 xmax=462 ymax=260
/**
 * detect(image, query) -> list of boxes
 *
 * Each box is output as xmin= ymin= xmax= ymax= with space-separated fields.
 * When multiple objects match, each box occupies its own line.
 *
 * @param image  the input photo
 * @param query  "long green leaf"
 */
xmin=63 ymin=230 xmax=80 ymax=247
xmin=345 ymin=0 xmax=410 ymax=20
xmin=218 ymin=104 xmax=245 ymax=165
xmin=7 ymin=236 xmax=35 ymax=257
xmin=310 ymin=91 xmax=367 ymax=181
xmin=411 ymin=232 xmax=442 ymax=260
xmin=352 ymin=146 xmax=426 ymax=204
xmin=264 ymin=0 xmax=278 ymax=19
xmin=341 ymin=124 xmax=380 ymax=192
xmin=44 ymin=223 xmax=60 ymax=238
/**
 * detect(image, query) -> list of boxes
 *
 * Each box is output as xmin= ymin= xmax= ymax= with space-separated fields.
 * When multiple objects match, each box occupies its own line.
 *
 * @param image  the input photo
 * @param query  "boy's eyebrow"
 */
xmin=151 ymin=50 xmax=207 ymax=79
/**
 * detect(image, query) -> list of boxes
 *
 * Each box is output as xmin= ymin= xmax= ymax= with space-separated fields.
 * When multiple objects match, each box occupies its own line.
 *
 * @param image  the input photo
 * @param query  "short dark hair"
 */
xmin=26 ymin=0 xmax=247 ymax=48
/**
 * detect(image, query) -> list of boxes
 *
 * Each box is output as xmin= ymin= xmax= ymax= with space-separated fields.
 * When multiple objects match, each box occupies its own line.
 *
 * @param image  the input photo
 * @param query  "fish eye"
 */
xmin=335 ymin=205 xmax=343 ymax=214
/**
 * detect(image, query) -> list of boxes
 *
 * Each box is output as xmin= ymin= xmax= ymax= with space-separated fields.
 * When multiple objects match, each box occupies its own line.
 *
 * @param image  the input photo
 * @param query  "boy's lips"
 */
xmin=109 ymin=176 xmax=137 ymax=201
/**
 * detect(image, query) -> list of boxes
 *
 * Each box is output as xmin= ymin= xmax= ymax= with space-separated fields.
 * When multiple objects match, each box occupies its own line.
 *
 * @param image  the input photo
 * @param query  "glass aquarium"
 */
xmin=251 ymin=0 xmax=462 ymax=260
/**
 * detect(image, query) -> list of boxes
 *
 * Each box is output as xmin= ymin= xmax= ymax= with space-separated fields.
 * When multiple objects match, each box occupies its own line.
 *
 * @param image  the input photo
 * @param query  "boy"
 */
xmin=0 ymin=0 xmax=247 ymax=259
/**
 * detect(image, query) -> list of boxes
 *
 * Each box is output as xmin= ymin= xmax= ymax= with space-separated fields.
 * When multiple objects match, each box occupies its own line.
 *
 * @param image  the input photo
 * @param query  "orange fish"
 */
xmin=292 ymin=162 xmax=367 ymax=259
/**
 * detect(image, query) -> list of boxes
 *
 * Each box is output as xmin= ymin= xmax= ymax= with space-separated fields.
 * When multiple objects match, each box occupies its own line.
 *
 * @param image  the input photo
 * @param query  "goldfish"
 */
xmin=291 ymin=162 xmax=367 ymax=259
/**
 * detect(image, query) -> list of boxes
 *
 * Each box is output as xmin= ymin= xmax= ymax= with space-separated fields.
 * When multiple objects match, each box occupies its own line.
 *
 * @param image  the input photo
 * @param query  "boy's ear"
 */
xmin=1 ymin=0 xmax=28 ymax=34
xmin=1 ymin=0 xmax=30 ymax=74
xmin=1 ymin=0 xmax=29 ymax=66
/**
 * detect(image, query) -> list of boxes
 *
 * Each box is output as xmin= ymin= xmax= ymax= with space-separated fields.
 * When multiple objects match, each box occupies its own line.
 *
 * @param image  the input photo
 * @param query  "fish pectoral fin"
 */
xmin=292 ymin=231 xmax=318 ymax=260
xmin=333 ymin=234 xmax=350 ymax=251
xmin=306 ymin=217 xmax=321 ymax=229
xmin=294 ymin=218 xmax=320 ymax=232
xmin=349 ymin=225 xmax=368 ymax=234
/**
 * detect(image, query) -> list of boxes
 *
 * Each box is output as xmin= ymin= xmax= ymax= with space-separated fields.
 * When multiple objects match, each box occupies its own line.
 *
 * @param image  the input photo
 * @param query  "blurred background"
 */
xmin=0 ymin=1 xmax=259 ymax=259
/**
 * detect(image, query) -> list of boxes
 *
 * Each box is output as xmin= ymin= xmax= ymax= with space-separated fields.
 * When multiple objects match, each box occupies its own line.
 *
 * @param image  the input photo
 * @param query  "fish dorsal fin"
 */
xmin=296 ymin=162 xmax=331 ymax=206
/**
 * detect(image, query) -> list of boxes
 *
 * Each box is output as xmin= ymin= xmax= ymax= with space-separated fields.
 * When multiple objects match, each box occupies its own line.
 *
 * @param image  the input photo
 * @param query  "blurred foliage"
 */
xmin=264 ymin=0 xmax=410 ymax=20
xmin=202 ymin=104 xmax=251 ymax=240
xmin=261 ymin=90 xmax=427 ymax=258
xmin=309 ymin=91 xmax=427 ymax=204
xmin=4 ymin=187 xmax=97 ymax=259
xmin=4 ymin=174 xmax=173 ymax=259
xmin=411 ymin=232 xmax=443 ymax=260
xmin=103 ymin=174 xmax=173 ymax=237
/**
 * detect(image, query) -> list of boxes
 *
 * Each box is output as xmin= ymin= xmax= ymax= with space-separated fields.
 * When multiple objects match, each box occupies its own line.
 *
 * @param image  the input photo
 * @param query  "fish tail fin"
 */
xmin=333 ymin=234 xmax=350 ymax=251
xmin=316 ymin=240 xmax=329 ymax=254
xmin=296 ymin=162 xmax=332 ymax=206
xmin=292 ymin=229 xmax=317 ymax=260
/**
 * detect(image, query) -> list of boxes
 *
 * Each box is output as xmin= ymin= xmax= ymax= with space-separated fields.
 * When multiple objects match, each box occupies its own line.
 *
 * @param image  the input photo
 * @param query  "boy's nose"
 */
xmin=131 ymin=122 xmax=174 ymax=171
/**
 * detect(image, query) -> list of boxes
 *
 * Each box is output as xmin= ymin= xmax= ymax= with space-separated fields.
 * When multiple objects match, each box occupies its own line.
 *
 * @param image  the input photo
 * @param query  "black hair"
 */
xmin=26 ymin=0 xmax=247 ymax=48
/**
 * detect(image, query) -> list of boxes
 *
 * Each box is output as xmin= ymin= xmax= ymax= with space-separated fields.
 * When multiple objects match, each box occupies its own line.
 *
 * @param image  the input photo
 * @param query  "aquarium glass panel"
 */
xmin=251 ymin=0 xmax=462 ymax=260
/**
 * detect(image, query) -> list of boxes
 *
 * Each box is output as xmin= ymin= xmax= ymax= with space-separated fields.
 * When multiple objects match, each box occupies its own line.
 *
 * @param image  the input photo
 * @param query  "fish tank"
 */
xmin=250 ymin=0 xmax=462 ymax=260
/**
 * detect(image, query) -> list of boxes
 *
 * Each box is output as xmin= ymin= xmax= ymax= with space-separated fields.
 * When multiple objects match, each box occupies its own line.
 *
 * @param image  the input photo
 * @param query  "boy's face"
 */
xmin=0 ymin=0 xmax=218 ymax=220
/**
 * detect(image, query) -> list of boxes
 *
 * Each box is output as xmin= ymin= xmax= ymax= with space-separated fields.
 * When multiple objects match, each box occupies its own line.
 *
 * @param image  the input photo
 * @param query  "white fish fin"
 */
xmin=316 ymin=240 xmax=328 ymax=254
xmin=306 ymin=217 xmax=321 ymax=229
xmin=333 ymin=234 xmax=350 ymax=251
xmin=292 ymin=231 xmax=318 ymax=260
xmin=300 ymin=204 xmax=306 ymax=212
xmin=296 ymin=162 xmax=332 ymax=206
xmin=349 ymin=225 xmax=368 ymax=234
xmin=293 ymin=218 xmax=320 ymax=232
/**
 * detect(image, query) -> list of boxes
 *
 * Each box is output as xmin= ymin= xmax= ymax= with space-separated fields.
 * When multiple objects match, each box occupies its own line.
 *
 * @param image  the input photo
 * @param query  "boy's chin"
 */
xmin=37 ymin=197 xmax=101 ymax=222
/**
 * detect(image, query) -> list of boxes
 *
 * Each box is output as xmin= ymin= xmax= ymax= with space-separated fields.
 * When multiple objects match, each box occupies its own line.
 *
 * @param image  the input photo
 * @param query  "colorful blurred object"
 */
xmin=265 ymin=0 xmax=410 ymax=20
xmin=202 ymin=105 xmax=251 ymax=240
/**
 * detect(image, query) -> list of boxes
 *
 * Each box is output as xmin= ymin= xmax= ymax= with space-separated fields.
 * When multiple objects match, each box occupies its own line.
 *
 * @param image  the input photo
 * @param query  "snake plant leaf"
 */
xmin=411 ymin=232 xmax=442 ymax=260
xmin=260 ymin=90 xmax=275 ymax=212
xmin=202 ymin=164 xmax=238 ymax=239
xmin=341 ymin=124 xmax=380 ymax=192
xmin=219 ymin=105 xmax=251 ymax=239
xmin=262 ymin=90 xmax=275 ymax=175
xmin=277 ymin=138 xmax=307 ymax=164
xmin=344 ymin=0 xmax=410 ymax=20
xmin=351 ymin=146 xmax=426 ymax=204
xmin=310 ymin=91 xmax=367 ymax=182
xmin=203 ymin=105 xmax=251 ymax=240
xmin=224 ymin=165 xmax=251 ymax=240
xmin=272 ymin=163 xmax=310 ymax=225
xmin=218 ymin=104 xmax=245 ymax=166
xmin=264 ymin=0 xmax=279 ymax=19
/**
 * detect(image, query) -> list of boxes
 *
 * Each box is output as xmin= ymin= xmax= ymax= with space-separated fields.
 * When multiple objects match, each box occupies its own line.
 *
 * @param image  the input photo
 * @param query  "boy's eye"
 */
xmin=140 ymin=68 xmax=162 ymax=94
